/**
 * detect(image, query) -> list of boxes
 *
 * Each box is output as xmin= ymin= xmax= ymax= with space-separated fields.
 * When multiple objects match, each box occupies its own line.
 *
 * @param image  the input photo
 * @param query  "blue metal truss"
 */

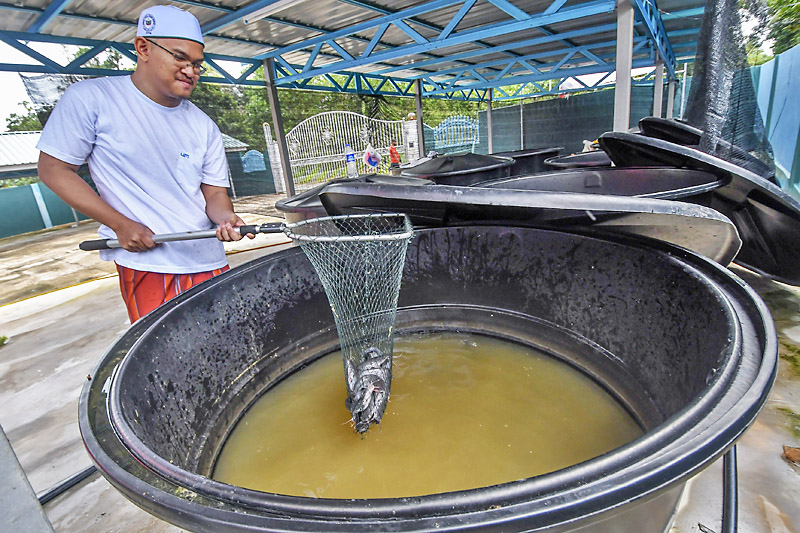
xmin=629 ymin=0 xmax=676 ymax=77
xmin=259 ymin=0 xmax=619 ymax=84
xmin=0 ymin=30 xmax=486 ymax=101
xmin=0 ymin=0 xmax=696 ymax=102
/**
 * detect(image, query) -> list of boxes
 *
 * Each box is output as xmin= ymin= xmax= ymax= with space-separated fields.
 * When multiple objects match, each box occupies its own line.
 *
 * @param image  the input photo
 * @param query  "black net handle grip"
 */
xmin=79 ymin=222 xmax=285 ymax=251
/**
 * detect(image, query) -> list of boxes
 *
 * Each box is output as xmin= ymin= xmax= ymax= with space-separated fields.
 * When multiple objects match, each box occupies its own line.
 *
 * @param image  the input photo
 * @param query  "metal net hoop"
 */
xmin=285 ymin=213 xmax=414 ymax=377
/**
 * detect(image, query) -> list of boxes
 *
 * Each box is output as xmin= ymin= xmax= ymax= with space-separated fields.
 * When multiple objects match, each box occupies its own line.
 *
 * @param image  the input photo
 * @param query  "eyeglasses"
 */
xmin=145 ymin=38 xmax=207 ymax=75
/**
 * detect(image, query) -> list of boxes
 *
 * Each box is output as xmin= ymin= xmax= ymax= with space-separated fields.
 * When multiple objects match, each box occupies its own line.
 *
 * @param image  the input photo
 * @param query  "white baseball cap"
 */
xmin=137 ymin=5 xmax=204 ymax=46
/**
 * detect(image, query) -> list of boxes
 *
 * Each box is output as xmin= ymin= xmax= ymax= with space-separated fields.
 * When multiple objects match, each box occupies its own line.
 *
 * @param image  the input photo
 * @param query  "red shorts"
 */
xmin=116 ymin=264 xmax=229 ymax=323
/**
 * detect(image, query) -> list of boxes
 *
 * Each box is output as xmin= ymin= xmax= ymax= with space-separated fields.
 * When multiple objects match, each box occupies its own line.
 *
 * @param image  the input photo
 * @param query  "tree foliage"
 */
xmin=6 ymin=102 xmax=43 ymax=131
xmin=767 ymin=0 xmax=800 ymax=54
xmin=740 ymin=0 xmax=799 ymax=61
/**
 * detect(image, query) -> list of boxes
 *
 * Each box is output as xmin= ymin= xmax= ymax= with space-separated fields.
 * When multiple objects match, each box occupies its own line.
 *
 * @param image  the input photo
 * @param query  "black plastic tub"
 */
xmin=599 ymin=132 xmax=800 ymax=285
xmin=318 ymin=184 xmax=741 ymax=265
xmin=400 ymin=153 xmax=514 ymax=185
xmin=80 ymin=225 xmax=776 ymax=532
xmin=473 ymin=167 xmax=725 ymax=200
xmin=491 ymin=147 xmax=563 ymax=176
xmin=610 ymin=123 xmax=777 ymax=182
xmin=274 ymin=174 xmax=433 ymax=223
xmin=544 ymin=151 xmax=612 ymax=169
xmin=638 ymin=117 xmax=703 ymax=145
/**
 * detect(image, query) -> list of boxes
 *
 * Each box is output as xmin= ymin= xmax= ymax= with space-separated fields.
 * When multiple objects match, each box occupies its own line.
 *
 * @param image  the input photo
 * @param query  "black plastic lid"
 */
xmin=400 ymin=153 xmax=513 ymax=178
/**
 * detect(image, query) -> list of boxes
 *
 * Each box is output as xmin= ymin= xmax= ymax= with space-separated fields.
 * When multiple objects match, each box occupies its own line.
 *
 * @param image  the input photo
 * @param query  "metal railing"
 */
xmin=286 ymin=111 xmax=405 ymax=188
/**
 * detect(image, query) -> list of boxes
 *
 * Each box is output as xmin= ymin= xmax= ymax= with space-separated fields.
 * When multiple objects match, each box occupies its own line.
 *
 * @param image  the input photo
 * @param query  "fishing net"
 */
xmin=285 ymin=213 xmax=414 ymax=433
xmin=684 ymin=0 xmax=775 ymax=181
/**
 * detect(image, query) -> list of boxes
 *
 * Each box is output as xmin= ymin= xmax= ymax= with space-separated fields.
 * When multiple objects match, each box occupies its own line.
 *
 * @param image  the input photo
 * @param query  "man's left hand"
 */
xmin=216 ymin=217 xmax=255 ymax=242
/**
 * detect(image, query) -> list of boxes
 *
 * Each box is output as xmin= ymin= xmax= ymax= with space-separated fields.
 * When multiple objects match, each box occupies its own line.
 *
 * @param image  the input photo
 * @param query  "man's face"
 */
xmin=144 ymin=37 xmax=204 ymax=103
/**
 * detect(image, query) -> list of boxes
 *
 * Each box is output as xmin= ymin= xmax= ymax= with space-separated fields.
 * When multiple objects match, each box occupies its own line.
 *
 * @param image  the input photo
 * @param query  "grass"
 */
xmin=777 ymin=407 xmax=800 ymax=440
xmin=779 ymin=341 xmax=800 ymax=376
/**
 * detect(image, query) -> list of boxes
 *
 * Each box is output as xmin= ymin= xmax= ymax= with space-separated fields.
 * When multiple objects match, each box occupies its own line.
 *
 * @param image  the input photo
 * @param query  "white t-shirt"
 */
xmin=37 ymin=75 xmax=230 ymax=274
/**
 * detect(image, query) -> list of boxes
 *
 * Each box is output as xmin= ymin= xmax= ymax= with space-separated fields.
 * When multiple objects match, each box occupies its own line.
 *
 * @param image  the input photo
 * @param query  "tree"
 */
xmin=6 ymin=102 xmax=42 ymax=131
xmin=767 ymin=0 xmax=800 ymax=54
xmin=75 ymin=47 xmax=126 ymax=71
xmin=740 ymin=0 xmax=799 ymax=61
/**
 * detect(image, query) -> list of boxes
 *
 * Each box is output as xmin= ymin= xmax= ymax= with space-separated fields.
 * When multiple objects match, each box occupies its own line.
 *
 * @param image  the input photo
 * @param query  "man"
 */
xmin=389 ymin=140 xmax=401 ymax=168
xmin=37 ymin=5 xmax=252 ymax=323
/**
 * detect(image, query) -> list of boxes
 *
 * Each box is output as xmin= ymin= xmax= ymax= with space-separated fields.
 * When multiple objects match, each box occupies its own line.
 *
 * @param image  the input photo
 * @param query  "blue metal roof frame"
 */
xmin=0 ymin=0 xmax=704 ymax=102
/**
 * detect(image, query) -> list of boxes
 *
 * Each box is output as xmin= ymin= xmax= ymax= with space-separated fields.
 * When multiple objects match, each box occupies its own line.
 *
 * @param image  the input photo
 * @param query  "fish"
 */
xmin=344 ymin=346 xmax=393 ymax=433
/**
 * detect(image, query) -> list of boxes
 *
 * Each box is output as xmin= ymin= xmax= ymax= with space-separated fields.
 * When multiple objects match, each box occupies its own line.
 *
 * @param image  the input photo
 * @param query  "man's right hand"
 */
xmin=112 ymin=219 xmax=156 ymax=252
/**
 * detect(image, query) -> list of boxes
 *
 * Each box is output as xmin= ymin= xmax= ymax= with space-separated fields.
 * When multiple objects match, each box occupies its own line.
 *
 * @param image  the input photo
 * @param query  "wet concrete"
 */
xmin=0 ymin=211 xmax=292 ymax=532
xmin=0 ymin=218 xmax=799 ymax=532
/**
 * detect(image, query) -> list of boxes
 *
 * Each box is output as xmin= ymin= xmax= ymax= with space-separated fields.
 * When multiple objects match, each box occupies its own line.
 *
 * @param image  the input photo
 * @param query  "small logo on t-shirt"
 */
xmin=180 ymin=152 xmax=189 ymax=158
xmin=142 ymin=14 xmax=155 ymax=34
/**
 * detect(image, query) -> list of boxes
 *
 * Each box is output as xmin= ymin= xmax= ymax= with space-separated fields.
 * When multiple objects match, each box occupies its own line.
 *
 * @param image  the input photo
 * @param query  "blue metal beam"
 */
xmin=171 ymin=0 xmax=231 ymax=12
xmin=0 ymin=29 xmax=483 ymax=99
xmin=375 ymin=22 xmax=618 ymax=76
xmin=438 ymin=0 xmax=476 ymax=40
xmin=408 ymin=37 xmax=644 ymax=80
xmin=629 ymin=0 xmax=676 ymax=78
xmin=487 ymin=0 xmax=530 ymax=21
xmin=201 ymin=0 xmax=290 ymax=34
xmin=261 ymin=0 xmax=464 ymax=58
xmin=660 ymin=7 xmax=704 ymax=21
xmin=423 ymin=56 xmax=658 ymax=96
xmin=26 ymin=0 xmax=74 ymax=33
xmin=0 ymin=2 xmax=293 ymax=50
xmin=193 ymin=2 xmax=508 ymax=77
xmin=415 ymin=15 xmax=697 ymax=90
xmin=491 ymin=76 xmax=649 ymax=102
xmin=337 ymin=0 xmax=522 ymax=60
xmin=267 ymin=1 xmax=617 ymax=83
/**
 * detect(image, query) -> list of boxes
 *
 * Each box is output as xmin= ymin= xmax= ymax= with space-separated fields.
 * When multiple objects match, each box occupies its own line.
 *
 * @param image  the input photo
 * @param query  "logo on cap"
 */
xmin=142 ymin=14 xmax=155 ymax=34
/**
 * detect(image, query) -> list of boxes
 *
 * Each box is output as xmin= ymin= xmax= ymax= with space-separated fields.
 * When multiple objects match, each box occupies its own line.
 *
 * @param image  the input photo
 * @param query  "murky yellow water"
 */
xmin=213 ymin=331 xmax=642 ymax=498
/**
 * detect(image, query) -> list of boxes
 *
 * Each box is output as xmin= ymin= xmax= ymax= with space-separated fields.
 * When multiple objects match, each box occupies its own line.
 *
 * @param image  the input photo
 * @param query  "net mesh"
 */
xmin=285 ymin=213 xmax=414 ymax=432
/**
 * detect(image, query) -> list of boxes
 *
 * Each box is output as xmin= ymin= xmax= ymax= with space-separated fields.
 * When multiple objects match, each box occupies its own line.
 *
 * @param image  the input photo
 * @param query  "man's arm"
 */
xmin=37 ymin=152 xmax=156 ymax=252
xmin=200 ymin=183 xmax=253 ymax=241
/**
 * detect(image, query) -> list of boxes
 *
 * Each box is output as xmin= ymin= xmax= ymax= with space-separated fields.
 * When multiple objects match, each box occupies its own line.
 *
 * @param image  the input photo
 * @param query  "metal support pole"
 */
xmin=679 ymin=63 xmax=688 ymax=119
xmin=666 ymin=79 xmax=676 ymax=118
xmin=487 ymin=89 xmax=494 ymax=154
xmin=520 ymin=99 xmax=524 ymax=150
xmin=414 ymin=79 xmax=425 ymax=156
xmin=653 ymin=59 xmax=664 ymax=118
xmin=613 ymin=0 xmax=634 ymax=131
xmin=263 ymin=58 xmax=295 ymax=197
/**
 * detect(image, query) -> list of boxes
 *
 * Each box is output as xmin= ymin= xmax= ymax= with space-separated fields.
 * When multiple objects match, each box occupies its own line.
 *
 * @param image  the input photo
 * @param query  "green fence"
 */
xmin=0 ymin=150 xmax=279 ymax=239
xmin=0 ymin=182 xmax=89 ymax=239
xmin=752 ymin=43 xmax=800 ymax=197
xmin=475 ymin=85 xmax=673 ymax=155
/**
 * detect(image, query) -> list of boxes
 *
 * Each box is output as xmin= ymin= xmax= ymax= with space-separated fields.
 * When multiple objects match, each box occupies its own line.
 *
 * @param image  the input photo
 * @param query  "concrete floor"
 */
xmin=0 ymin=217 xmax=798 ymax=532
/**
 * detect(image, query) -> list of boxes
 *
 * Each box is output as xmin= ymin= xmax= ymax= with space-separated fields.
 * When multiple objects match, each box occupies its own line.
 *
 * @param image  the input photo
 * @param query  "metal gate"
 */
xmin=433 ymin=115 xmax=479 ymax=153
xmin=286 ymin=111 xmax=405 ymax=188
xmin=281 ymin=111 xmax=481 ymax=190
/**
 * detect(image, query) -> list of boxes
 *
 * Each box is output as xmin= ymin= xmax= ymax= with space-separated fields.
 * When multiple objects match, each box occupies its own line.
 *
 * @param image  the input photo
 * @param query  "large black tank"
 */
xmin=491 ymin=146 xmax=562 ymax=176
xmin=80 ymin=225 xmax=775 ymax=532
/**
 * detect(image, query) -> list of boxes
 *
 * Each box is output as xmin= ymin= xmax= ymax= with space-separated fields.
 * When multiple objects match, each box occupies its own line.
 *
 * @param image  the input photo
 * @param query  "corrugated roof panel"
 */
xmin=221 ymin=132 xmax=248 ymax=151
xmin=0 ymin=131 xmax=42 ymax=168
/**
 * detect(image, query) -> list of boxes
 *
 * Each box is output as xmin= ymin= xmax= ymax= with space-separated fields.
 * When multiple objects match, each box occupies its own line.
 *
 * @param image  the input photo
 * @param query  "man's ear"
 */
xmin=133 ymin=37 xmax=150 ymax=62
